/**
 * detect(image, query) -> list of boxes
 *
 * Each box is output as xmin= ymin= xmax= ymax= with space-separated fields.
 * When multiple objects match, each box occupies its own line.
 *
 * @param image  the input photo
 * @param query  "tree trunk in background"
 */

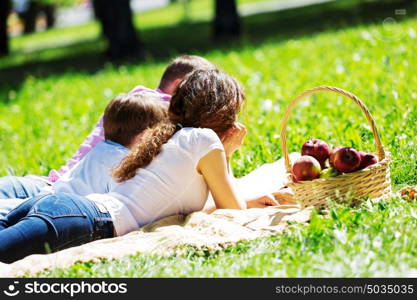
xmin=19 ymin=1 xmax=40 ymax=34
xmin=214 ymin=0 xmax=240 ymax=38
xmin=92 ymin=0 xmax=143 ymax=59
xmin=0 ymin=0 xmax=11 ymax=56
xmin=42 ymin=4 xmax=56 ymax=29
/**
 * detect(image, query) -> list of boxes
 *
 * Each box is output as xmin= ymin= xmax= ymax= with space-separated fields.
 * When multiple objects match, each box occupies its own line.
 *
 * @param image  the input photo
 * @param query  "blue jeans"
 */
xmin=0 ymin=176 xmax=47 ymax=217
xmin=0 ymin=192 xmax=114 ymax=263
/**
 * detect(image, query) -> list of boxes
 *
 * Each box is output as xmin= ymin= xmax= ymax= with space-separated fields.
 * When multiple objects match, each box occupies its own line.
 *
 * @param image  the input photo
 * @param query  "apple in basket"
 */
xmin=292 ymin=155 xmax=321 ymax=182
xmin=331 ymin=147 xmax=361 ymax=173
xmin=329 ymin=146 xmax=342 ymax=167
xmin=301 ymin=139 xmax=331 ymax=168
xmin=358 ymin=151 xmax=378 ymax=170
xmin=320 ymin=167 xmax=340 ymax=178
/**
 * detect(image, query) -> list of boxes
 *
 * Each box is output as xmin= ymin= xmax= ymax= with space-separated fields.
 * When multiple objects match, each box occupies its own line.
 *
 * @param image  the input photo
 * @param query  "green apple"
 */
xmin=320 ymin=167 xmax=340 ymax=178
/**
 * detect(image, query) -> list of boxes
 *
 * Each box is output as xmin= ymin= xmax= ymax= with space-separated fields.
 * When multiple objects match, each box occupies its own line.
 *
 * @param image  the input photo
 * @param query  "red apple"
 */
xmin=332 ymin=147 xmax=361 ymax=173
xmin=357 ymin=151 xmax=378 ymax=170
xmin=329 ymin=147 xmax=342 ymax=167
xmin=301 ymin=139 xmax=331 ymax=168
xmin=292 ymin=155 xmax=322 ymax=182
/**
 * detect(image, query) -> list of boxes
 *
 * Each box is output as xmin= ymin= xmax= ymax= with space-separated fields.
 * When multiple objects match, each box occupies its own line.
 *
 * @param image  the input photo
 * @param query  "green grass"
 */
xmin=1 ymin=0 xmax=274 ymax=70
xmin=0 ymin=0 xmax=417 ymax=277
xmin=39 ymin=197 xmax=417 ymax=277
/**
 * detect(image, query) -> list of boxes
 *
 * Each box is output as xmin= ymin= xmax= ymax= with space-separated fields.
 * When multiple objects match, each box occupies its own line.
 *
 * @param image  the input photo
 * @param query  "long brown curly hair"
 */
xmin=113 ymin=69 xmax=245 ymax=182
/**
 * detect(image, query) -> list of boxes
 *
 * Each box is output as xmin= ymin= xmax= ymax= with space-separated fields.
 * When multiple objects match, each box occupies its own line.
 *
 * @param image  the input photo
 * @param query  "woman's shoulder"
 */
xmin=177 ymin=127 xmax=220 ymax=144
xmin=171 ymin=127 xmax=223 ymax=158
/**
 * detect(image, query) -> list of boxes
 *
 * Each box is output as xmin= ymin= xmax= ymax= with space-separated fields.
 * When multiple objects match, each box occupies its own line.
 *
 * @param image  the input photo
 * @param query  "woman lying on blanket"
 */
xmin=0 ymin=55 xmax=215 ymax=216
xmin=0 ymin=69 xmax=290 ymax=263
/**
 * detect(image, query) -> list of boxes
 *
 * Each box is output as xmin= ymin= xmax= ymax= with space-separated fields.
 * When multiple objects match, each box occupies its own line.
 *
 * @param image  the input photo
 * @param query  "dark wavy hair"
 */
xmin=113 ymin=69 xmax=245 ymax=182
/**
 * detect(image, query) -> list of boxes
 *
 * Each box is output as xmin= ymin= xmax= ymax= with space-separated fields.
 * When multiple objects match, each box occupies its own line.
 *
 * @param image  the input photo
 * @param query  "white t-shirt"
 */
xmin=87 ymin=128 xmax=224 ymax=236
xmin=50 ymin=140 xmax=129 ymax=196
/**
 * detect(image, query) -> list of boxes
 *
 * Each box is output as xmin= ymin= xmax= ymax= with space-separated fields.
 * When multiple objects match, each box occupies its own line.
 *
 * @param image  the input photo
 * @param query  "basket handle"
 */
xmin=280 ymin=86 xmax=385 ymax=175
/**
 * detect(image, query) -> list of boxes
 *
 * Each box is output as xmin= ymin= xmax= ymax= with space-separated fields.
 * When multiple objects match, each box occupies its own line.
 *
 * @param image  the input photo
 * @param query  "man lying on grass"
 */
xmin=0 ymin=55 xmax=215 ymax=216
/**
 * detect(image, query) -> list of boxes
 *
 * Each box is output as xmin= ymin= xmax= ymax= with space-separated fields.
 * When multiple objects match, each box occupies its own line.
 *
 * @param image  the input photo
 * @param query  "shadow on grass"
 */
xmin=0 ymin=0 xmax=416 ymax=102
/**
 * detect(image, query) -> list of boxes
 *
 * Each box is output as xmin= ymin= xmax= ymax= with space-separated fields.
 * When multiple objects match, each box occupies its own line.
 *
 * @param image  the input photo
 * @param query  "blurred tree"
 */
xmin=92 ymin=0 xmax=144 ymax=59
xmin=18 ymin=1 xmax=40 ymax=34
xmin=40 ymin=2 xmax=56 ymax=29
xmin=0 ymin=0 xmax=11 ymax=56
xmin=214 ymin=0 xmax=240 ymax=38
xmin=14 ymin=0 xmax=57 ymax=34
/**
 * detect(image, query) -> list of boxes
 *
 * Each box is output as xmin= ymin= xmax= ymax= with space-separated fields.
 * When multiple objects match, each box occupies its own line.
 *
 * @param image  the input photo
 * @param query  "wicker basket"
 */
xmin=280 ymin=86 xmax=392 ymax=208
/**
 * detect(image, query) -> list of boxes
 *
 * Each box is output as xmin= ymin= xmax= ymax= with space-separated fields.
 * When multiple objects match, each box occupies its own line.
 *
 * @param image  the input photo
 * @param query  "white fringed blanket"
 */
xmin=0 ymin=205 xmax=311 ymax=277
xmin=0 ymin=157 xmax=311 ymax=277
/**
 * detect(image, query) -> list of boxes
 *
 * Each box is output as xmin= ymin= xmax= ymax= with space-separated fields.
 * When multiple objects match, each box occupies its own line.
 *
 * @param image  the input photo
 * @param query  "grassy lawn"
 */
xmin=40 ymin=197 xmax=417 ymax=277
xmin=0 ymin=0 xmax=417 ymax=276
xmin=2 ymin=0 xmax=276 ymax=70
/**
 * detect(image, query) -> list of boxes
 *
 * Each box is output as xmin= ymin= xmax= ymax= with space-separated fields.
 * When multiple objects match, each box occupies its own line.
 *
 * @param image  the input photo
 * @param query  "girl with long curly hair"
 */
xmin=0 ymin=69 xmax=282 ymax=263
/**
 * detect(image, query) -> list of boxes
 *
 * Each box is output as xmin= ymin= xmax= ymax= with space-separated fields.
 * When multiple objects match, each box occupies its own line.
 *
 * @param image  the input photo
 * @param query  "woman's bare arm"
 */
xmin=198 ymin=149 xmax=246 ymax=210
xmin=198 ymin=149 xmax=281 ymax=212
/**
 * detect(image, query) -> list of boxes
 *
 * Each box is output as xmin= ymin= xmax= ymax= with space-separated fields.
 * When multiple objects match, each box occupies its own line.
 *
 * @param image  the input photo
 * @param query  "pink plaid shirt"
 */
xmin=47 ymin=86 xmax=171 ymax=183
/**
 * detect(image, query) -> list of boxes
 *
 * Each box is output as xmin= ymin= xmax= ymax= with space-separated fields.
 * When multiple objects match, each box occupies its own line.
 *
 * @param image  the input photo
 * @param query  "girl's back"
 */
xmin=87 ymin=127 xmax=223 ymax=236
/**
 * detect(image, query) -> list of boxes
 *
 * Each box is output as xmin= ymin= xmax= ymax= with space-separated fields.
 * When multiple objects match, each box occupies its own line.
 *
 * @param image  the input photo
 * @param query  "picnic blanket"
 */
xmin=0 ymin=159 xmax=408 ymax=277
xmin=0 ymin=205 xmax=312 ymax=277
xmin=0 ymin=158 xmax=311 ymax=277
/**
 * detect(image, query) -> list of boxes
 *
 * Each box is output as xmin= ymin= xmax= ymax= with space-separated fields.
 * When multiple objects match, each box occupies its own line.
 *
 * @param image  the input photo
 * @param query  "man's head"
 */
xmin=158 ymin=55 xmax=216 ymax=95
xmin=103 ymin=93 xmax=168 ymax=148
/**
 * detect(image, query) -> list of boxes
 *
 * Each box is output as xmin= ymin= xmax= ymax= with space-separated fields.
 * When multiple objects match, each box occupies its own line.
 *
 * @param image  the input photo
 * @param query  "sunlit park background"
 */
xmin=0 ymin=0 xmax=417 ymax=277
